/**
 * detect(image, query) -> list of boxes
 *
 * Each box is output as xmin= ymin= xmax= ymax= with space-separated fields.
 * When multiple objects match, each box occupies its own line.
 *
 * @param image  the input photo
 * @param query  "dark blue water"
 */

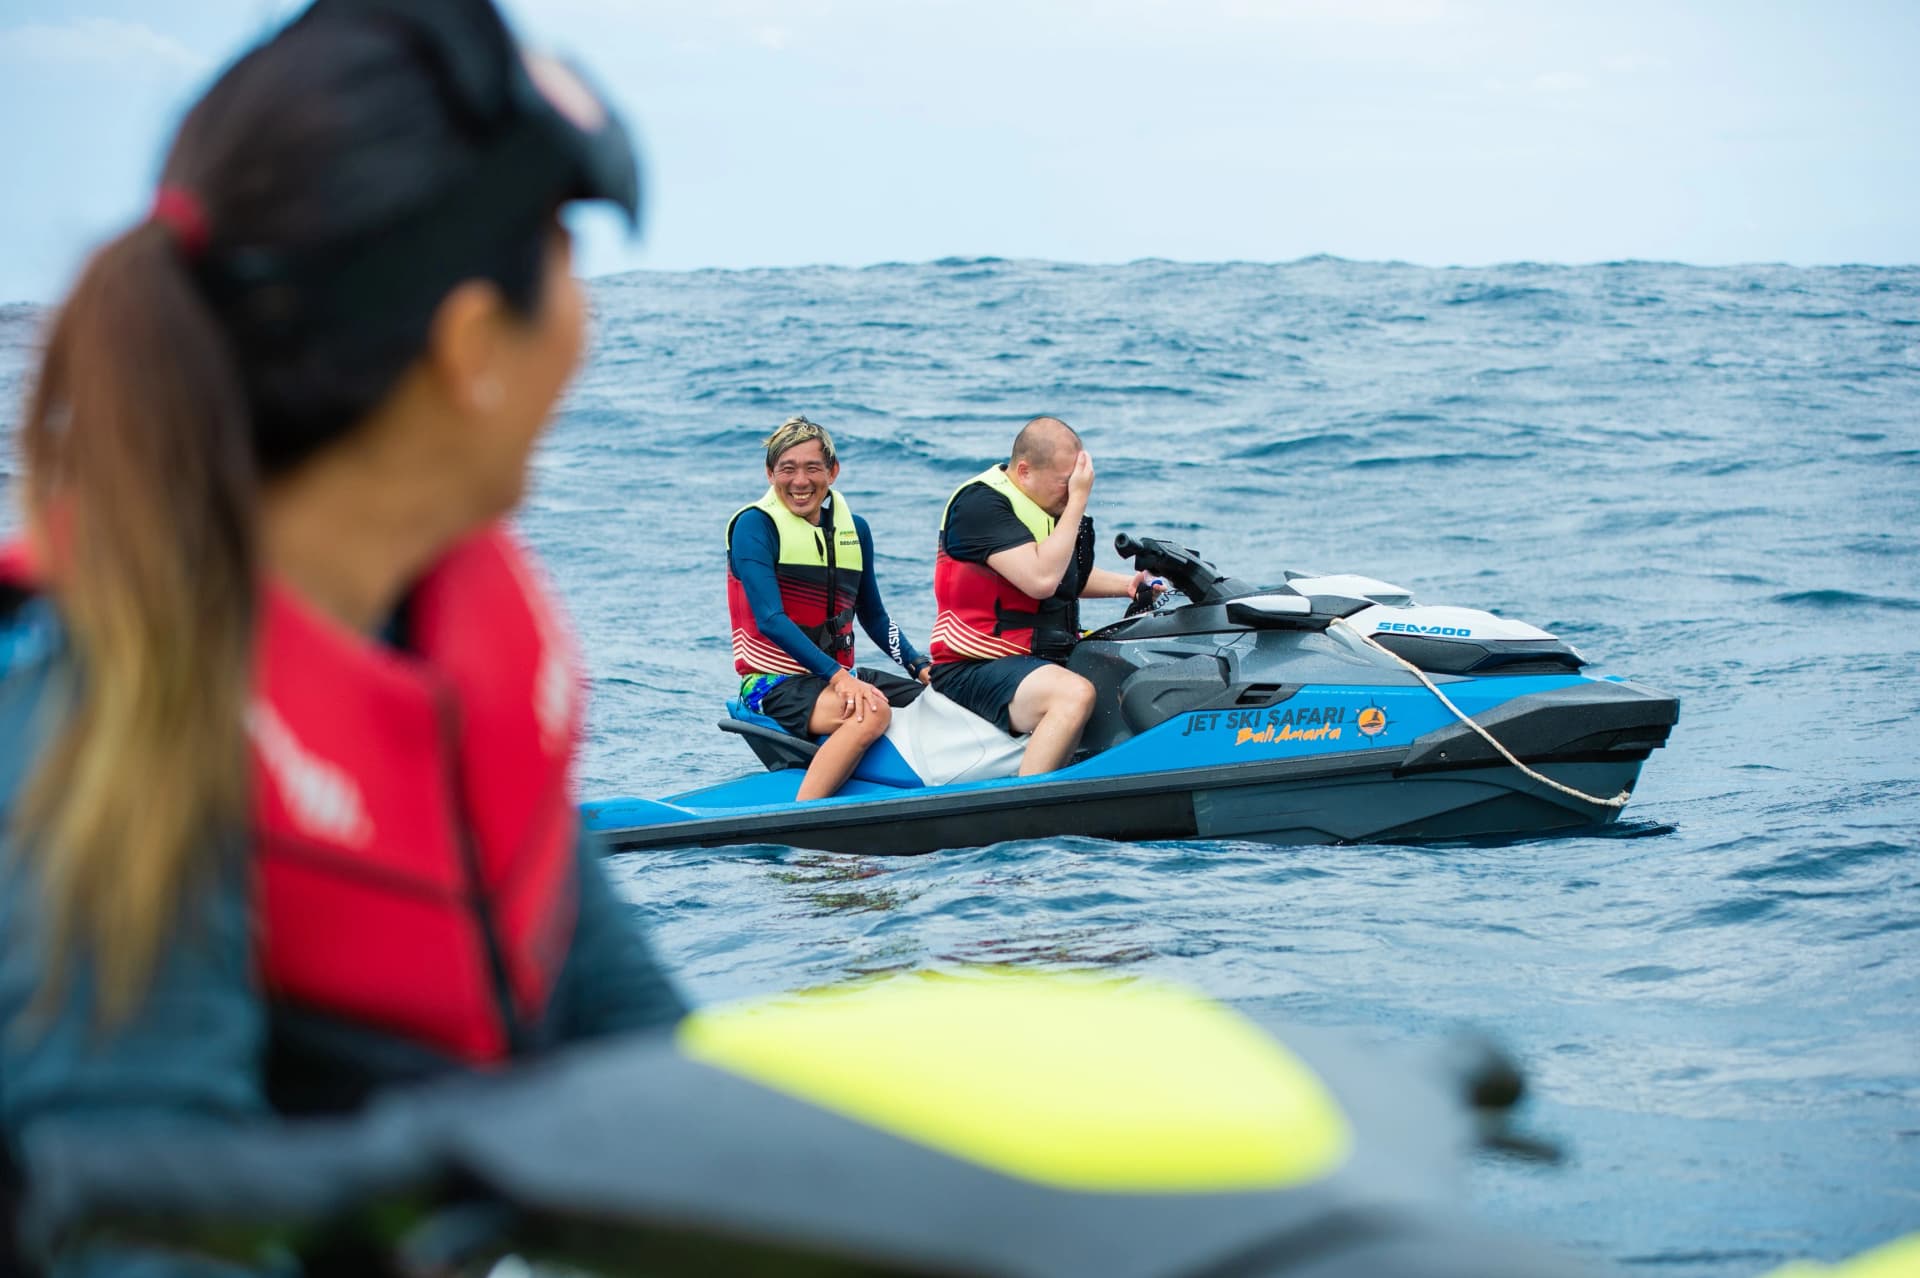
xmin=4 ymin=258 xmax=1918 ymax=1272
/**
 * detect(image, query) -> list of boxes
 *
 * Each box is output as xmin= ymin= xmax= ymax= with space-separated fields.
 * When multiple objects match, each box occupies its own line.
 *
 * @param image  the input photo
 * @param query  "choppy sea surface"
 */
xmin=4 ymin=257 xmax=1918 ymax=1273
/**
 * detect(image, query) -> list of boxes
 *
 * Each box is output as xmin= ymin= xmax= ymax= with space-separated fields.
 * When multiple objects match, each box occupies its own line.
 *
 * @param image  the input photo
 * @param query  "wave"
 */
xmin=1670 ymin=896 xmax=1784 ymax=929
xmin=1047 ymin=382 xmax=1204 ymax=399
xmin=1771 ymin=589 xmax=1920 ymax=612
xmin=1845 ymin=536 xmax=1920 ymax=557
xmin=1473 ymin=365 xmax=1555 ymax=379
xmin=1604 ymin=964 xmax=1695 ymax=983
xmin=1616 ymin=1249 xmax=1781 ymax=1269
xmin=1729 ymin=841 xmax=1913 ymax=885
xmin=1228 ymin=431 xmax=1364 ymax=460
xmin=1350 ymin=450 xmax=1533 ymax=470
xmin=1839 ymin=914 xmax=1920 ymax=941
xmin=1443 ymin=284 xmax=1563 ymax=306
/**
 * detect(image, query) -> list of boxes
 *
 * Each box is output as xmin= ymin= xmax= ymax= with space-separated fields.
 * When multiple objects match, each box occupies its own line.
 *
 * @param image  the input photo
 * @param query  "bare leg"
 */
xmin=796 ymin=680 xmax=891 ymax=801
xmin=1006 ymin=664 xmax=1096 ymax=776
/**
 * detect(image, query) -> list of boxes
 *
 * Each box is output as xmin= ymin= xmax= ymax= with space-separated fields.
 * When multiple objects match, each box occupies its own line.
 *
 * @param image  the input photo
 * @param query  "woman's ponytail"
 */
xmin=15 ymin=213 xmax=257 ymax=1022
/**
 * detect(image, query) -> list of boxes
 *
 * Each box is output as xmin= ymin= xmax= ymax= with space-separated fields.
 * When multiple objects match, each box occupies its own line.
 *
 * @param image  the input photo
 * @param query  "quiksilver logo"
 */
xmin=248 ymin=702 xmax=373 ymax=847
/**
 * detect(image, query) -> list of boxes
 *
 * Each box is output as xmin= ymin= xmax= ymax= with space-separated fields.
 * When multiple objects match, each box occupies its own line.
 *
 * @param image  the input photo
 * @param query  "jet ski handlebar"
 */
xmin=1112 ymin=532 xmax=1256 ymax=604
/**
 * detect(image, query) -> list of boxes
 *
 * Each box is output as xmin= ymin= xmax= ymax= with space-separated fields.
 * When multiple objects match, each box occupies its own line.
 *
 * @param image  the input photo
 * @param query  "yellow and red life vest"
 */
xmin=929 ymin=465 xmax=1091 ymax=665
xmin=725 ymin=488 xmax=864 ymax=677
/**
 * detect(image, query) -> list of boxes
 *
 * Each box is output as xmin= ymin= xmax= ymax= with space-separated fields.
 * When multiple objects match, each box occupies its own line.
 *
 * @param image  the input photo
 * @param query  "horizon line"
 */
xmin=4 ymin=251 xmax=1916 ymax=310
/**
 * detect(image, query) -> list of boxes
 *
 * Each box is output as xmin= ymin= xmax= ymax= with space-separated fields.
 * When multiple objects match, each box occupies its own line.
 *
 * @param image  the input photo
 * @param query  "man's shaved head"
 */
xmin=1010 ymin=416 xmax=1081 ymax=470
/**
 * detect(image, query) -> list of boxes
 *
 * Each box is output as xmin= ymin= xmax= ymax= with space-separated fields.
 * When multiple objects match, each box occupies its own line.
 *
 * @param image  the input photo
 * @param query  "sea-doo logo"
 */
xmin=1357 ymin=704 xmax=1388 ymax=738
xmin=1376 ymin=621 xmax=1473 ymax=637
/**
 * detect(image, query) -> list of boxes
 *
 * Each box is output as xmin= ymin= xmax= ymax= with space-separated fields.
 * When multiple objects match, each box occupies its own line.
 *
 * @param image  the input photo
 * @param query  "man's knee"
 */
xmin=1057 ymin=671 xmax=1095 ymax=721
xmin=849 ymin=699 xmax=891 ymax=743
xmin=1037 ymin=668 xmax=1094 ymax=718
xmin=1007 ymin=663 xmax=1094 ymax=736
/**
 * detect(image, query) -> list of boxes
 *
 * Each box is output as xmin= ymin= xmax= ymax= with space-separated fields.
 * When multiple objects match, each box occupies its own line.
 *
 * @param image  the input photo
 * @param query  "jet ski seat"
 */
xmin=720 ymin=699 xmax=928 ymax=789
xmin=718 ymin=699 xmax=818 ymax=771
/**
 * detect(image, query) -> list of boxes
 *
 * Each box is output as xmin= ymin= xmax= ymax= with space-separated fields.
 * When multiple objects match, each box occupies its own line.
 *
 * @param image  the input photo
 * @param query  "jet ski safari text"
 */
xmin=1181 ymin=705 xmax=1347 ymax=744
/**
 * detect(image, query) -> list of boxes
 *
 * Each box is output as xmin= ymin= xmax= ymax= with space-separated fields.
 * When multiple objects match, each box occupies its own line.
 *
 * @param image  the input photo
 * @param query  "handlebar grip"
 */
xmin=1113 ymin=532 xmax=1140 ymax=559
xmin=1122 ymin=582 xmax=1153 ymax=618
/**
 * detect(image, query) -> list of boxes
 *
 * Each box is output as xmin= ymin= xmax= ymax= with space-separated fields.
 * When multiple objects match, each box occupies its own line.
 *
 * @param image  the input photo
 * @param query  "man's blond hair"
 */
xmin=764 ymin=415 xmax=837 ymax=469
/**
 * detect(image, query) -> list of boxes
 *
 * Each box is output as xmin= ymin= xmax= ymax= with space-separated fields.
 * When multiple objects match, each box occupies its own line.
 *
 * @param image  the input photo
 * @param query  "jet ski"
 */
xmin=583 ymin=534 xmax=1679 ymax=856
xmin=29 ymin=970 xmax=1900 ymax=1276
xmin=19 ymin=971 xmax=1596 ymax=1277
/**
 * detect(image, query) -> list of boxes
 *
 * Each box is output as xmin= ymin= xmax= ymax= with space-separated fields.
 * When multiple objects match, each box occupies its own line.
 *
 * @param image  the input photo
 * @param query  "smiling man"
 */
xmin=725 ymin=415 xmax=931 ymax=800
xmin=929 ymin=416 xmax=1158 ymax=775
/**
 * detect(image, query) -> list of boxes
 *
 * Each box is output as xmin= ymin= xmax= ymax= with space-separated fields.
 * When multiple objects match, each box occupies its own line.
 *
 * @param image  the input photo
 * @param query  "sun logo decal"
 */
xmin=1357 ymin=704 xmax=1388 ymax=738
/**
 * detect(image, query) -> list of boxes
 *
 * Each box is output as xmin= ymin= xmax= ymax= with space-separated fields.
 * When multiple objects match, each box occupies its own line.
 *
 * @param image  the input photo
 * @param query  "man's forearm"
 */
xmin=987 ymin=496 xmax=1090 ymax=599
xmin=1080 ymin=567 xmax=1139 ymax=598
xmin=1028 ymin=513 xmax=1085 ymax=594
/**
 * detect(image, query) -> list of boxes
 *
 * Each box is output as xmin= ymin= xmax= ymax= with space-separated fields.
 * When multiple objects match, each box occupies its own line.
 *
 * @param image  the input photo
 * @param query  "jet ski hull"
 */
xmin=588 ymin=754 xmax=1660 ymax=856
xmin=584 ymin=677 xmax=1677 ymax=856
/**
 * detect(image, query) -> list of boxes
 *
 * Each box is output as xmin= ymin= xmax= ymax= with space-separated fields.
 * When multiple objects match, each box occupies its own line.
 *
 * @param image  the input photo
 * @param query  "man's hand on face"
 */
xmin=1067 ymin=449 xmax=1095 ymax=503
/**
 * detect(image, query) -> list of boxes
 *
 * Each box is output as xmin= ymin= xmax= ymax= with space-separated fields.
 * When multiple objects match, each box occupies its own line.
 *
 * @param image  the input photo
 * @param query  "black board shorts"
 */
xmin=758 ymin=667 xmax=923 ymax=739
xmin=928 ymin=655 xmax=1054 ymax=734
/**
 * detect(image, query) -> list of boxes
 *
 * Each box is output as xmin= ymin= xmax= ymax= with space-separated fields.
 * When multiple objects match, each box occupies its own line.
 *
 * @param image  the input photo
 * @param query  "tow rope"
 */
xmin=1331 ymin=617 xmax=1631 ymax=811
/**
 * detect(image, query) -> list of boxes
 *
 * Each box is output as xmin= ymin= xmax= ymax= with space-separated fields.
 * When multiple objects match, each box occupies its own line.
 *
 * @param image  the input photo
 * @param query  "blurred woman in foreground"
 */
xmin=0 ymin=0 xmax=682 ymax=1265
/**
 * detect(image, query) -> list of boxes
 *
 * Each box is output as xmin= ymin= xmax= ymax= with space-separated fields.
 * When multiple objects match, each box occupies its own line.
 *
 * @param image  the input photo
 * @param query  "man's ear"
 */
xmin=426 ymin=279 xmax=510 ymax=416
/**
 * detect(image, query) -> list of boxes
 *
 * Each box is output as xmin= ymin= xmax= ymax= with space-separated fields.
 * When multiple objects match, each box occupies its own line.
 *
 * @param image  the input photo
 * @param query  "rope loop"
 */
xmin=1332 ymin=617 xmax=1630 ymax=811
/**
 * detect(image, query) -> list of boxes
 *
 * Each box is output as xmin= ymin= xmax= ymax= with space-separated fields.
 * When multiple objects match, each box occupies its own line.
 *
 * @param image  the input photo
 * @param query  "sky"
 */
xmin=0 ymin=0 xmax=1915 ymax=303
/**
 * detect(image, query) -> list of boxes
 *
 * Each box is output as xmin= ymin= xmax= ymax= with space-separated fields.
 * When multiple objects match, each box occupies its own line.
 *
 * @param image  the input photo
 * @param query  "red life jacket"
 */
xmin=0 ymin=543 xmax=31 ymax=589
xmin=725 ymin=488 xmax=863 ymax=677
xmin=2 ymin=525 xmax=582 ymax=1065
xmin=930 ymin=466 xmax=1092 ymax=665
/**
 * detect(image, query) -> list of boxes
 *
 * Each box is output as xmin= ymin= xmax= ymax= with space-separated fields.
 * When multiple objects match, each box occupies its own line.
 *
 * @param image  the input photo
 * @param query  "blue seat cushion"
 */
xmin=725 ymin=698 xmax=923 ymax=790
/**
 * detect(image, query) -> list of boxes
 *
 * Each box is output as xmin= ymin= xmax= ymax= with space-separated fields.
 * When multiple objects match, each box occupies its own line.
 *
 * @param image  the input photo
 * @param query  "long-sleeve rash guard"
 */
xmin=727 ymin=505 xmax=925 ymax=679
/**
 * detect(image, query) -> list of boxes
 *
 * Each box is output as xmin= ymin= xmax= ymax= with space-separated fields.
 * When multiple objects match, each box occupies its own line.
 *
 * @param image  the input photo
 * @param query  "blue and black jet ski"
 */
xmin=583 ymin=534 xmax=1679 ymax=855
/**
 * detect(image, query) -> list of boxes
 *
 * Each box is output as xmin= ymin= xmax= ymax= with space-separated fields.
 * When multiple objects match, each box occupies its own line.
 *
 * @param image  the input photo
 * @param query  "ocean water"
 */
xmin=4 ymin=257 xmax=1918 ymax=1273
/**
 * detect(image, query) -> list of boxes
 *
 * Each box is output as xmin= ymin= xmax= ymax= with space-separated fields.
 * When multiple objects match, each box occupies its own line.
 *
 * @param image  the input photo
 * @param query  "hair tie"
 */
xmin=150 ymin=186 xmax=210 ymax=260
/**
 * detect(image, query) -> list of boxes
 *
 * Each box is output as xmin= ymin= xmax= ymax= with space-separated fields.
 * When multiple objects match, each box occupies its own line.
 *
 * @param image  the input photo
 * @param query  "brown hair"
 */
xmin=15 ymin=224 xmax=256 ymax=1021
xmin=10 ymin=10 xmax=552 ymax=1022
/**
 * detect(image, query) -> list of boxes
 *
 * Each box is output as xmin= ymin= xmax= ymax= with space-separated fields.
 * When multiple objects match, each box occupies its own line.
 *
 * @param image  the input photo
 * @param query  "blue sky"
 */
xmin=1 ymin=0 xmax=1915 ymax=303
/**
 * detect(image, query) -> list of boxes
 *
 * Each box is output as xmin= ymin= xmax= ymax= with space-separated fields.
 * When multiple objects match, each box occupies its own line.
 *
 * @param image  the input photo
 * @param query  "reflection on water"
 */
xmin=938 ymin=931 xmax=1159 ymax=969
xmin=771 ymin=853 xmax=913 ymax=916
